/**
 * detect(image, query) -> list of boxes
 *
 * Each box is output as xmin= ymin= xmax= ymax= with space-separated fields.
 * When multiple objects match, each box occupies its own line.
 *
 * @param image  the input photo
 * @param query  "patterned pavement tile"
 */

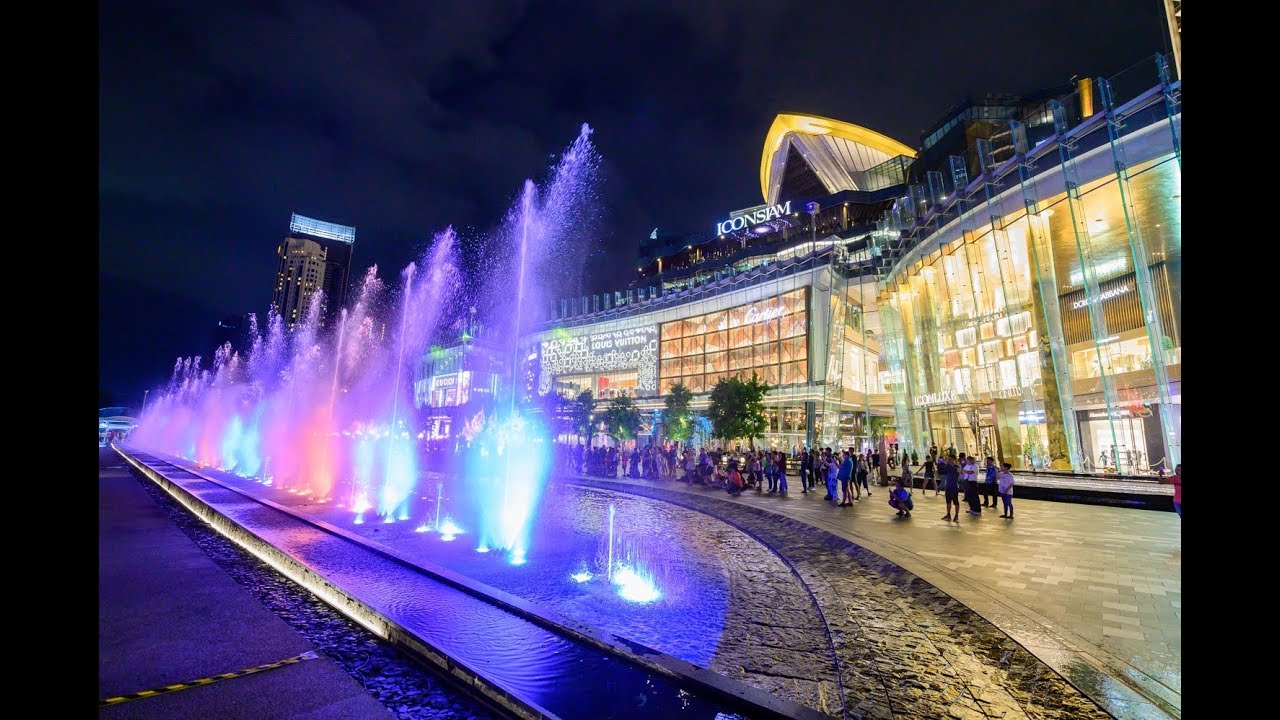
xmin=570 ymin=471 xmax=1181 ymax=719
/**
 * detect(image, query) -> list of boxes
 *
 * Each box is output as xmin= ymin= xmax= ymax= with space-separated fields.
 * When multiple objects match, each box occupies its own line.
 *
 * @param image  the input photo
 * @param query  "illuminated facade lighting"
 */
xmin=290 ymin=213 xmax=355 ymax=244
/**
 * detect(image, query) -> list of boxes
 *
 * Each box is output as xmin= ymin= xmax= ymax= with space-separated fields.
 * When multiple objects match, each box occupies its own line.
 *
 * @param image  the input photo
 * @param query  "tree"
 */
xmin=568 ymin=390 xmax=595 ymax=441
xmin=604 ymin=393 xmax=643 ymax=443
xmin=869 ymin=415 xmax=894 ymax=444
xmin=662 ymin=383 xmax=694 ymax=443
xmin=707 ymin=372 xmax=770 ymax=448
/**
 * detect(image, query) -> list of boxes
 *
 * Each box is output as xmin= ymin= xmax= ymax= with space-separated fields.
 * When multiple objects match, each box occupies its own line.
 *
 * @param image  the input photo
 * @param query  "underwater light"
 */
xmin=612 ymin=564 xmax=661 ymax=603
xmin=437 ymin=517 xmax=463 ymax=542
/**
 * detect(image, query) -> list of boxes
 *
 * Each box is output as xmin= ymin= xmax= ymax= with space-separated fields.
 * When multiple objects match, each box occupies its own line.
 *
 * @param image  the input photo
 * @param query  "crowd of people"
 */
xmin=550 ymin=441 xmax=1029 ymax=522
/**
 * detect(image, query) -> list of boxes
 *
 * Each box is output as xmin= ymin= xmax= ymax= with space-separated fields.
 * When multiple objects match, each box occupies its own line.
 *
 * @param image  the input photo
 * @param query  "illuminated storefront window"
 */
xmin=659 ymin=288 xmax=808 ymax=394
xmin=415 ymin=371 xmax=473 ymax=408
xmin=556 ymin=370 xmax=639 ymax=400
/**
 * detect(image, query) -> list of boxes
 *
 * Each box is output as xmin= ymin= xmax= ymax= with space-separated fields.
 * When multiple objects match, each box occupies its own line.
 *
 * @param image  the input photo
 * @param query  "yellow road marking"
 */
xmin=99 ymin=651 xmax=319 ymax=706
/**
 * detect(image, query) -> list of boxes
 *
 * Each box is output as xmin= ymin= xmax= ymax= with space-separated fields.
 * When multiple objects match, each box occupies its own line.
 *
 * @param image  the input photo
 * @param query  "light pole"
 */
xmin=142 ymin=389 xmax=149 ymax=414
xmin=805 ymin=201 xmax=821 ymax=250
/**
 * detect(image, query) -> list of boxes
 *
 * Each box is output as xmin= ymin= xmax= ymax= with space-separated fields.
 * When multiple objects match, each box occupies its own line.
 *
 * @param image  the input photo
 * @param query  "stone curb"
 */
xmin=118 ymin=448 xmax=557 ymax=720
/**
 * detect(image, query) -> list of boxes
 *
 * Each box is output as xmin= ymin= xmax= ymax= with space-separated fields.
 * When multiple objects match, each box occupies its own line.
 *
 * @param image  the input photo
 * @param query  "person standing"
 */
xmin=856 ymin=452 xmax=870 ymax=497
xmin=997 ymin=462 xmax=1016 ymax=518
xmin=776 ymin=452 xmax=789 ymax=496
xmin=1160 ymin=463 xmax=1181 ymax=518
xmin=961 ymin=453 xmax=981 ymax=515
xmin=922 ymin=454 xmax=938 ymax=495
xmin=799 ymin=450 xmax=811 ymax=494
xmin=982 ymin=456 xmax=998 ymax=508
xmin=941 ymin=456 xmax=961 ymax=523
xmin=826 ymin=453 xmax=840 ymax=503
xmin=837 ymin=450 xmax=854 ymax=506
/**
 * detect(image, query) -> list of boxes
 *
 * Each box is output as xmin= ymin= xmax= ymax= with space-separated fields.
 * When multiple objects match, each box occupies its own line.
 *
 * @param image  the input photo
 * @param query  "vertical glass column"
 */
xmin=973 ymin=141 xmax=1044 ymax=468
xmin=1051 ymin=100 xmax=1125 ymax=473
xmin=868 ymin=216 xmax=895 ymax=453
xmin=879 ymin=300 xmax=914 ymax=453
xmin=1099 ymin=76 xmax=1180 ymax=469
xmin=1158 ymin=53 xmax=1181 ymax=170
xmin=858 ymin=253 xmax=874 ymax=451
xmin=951 ymin=155 xmax=1020 ymax=465
xmin=1009 ymin=122 xmax=1083 ymax=472
xmin=820 ymin=255 xmax=848 ymax=449
xmin=907 ymin=183 xmax=943 ymax=415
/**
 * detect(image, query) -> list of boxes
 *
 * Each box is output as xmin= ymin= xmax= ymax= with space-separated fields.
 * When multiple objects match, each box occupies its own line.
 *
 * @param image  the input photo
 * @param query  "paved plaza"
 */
xmin=98 ymin=449 xmax=396 ymax=719
xmin=574 ymin=472 xmax=1181 ymax=719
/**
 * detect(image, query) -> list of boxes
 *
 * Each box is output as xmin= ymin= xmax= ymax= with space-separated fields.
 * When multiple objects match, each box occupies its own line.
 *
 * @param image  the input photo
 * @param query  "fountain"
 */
xmin=596 ymin=503 xmax=660 ymax=603
xmin=132 ymin=125 xmax=603 ymax=569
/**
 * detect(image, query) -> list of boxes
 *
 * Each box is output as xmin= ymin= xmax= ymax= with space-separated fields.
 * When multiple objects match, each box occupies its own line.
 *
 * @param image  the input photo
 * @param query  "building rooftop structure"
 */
xmin=760 ymin=114 xmax=916 ymax=205
xmin=621 ymin=115 xmax=915 ymax=303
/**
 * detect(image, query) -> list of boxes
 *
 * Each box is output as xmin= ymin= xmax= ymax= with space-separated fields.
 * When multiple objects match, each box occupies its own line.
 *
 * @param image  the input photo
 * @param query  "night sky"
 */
xmin=99 ymin=0 xmax=1169 ymax=407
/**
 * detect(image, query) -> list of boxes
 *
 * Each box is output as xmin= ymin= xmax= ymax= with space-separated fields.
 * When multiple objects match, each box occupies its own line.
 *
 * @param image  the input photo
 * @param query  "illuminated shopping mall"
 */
xmin=416 ymin=56 xmax=1180 ymax=476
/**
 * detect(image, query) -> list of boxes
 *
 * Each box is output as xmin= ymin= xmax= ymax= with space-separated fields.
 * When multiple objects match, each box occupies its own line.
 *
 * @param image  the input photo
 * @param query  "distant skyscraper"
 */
xmin=271 ymin=213 xmax=355 ymax=329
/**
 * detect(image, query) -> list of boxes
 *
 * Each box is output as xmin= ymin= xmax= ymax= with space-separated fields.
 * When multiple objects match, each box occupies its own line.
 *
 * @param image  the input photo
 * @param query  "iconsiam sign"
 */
xmin=130 ymin=124 xmax=604 ymax=568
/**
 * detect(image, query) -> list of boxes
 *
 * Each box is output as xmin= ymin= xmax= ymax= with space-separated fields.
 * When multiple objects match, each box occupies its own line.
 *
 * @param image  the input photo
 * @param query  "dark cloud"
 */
xmin=99 ymin=0 xmax=1168 ymax=401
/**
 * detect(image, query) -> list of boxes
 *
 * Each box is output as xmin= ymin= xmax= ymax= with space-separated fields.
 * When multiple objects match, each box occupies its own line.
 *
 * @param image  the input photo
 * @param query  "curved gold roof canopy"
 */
xmin=760 ymin=114 xmax=916 ymax=205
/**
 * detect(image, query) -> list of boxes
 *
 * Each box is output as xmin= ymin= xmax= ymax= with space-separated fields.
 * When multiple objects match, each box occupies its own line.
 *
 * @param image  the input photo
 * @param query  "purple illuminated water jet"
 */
xmin=133 ymin=125 xmax=602 ymax=566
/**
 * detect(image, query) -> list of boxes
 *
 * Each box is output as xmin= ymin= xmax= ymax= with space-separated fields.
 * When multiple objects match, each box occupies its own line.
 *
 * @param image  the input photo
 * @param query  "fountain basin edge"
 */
xmin=118 ymin=445 xmax=831 ymax=720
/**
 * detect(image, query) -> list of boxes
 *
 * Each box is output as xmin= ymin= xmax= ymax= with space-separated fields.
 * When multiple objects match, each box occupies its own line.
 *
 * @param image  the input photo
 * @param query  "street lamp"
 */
xmin=142 ymin=389 xmax=149 ymax=414
xmin=805 ymin=202 xmax=821 ymax=253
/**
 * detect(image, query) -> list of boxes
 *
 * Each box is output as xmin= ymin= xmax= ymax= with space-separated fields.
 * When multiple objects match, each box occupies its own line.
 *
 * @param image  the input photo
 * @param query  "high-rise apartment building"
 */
xmin=271 ymin=213 xmax=355 ymax=329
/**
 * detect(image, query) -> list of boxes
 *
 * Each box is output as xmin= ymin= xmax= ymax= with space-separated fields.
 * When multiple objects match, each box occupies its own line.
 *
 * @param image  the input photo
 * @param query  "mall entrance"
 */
xmin=924 ymin=403 xmax=999 ymax=460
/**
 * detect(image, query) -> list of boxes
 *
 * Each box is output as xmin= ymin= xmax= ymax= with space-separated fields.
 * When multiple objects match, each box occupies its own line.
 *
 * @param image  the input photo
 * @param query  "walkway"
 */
xmin=570 ymin=470 xmax=1181 ymax=720
xmin=98 ymin=448 xmax=395 ymax=719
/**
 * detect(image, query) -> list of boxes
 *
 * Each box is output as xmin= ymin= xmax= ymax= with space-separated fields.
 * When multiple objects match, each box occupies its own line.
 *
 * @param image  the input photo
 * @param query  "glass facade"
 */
xmin=528 ymin=58 xmax=1179 ymax=473
xmin=877 ymin=63 xmax=1180 ymax=475
xmin=659 ymin=288 xmax=809 ymax=394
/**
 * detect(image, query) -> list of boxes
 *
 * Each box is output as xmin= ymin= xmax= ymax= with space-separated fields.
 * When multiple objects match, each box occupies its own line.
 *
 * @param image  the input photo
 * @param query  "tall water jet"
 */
xmin=435 ymin=482 xmax=444 ymax=530
xmin=132 ymin=125 xmax=594 ymax=568
xmin=379 ymin=264 xmax=417 ymax=521
xmin=510 ymin=180 xmax=536 ymax=417
xmin=466 ymin=124 xmax=600 ymax=565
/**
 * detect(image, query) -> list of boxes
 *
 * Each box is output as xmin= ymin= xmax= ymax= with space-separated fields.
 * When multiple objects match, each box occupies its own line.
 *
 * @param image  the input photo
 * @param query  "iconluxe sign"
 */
xmin=913 ymin=390 xmax=959 ymax=407
xmin=716 ymin=201 xmax=792 ymax=235
xmin=1072 ymin=284 xmax=1130 ymax=309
